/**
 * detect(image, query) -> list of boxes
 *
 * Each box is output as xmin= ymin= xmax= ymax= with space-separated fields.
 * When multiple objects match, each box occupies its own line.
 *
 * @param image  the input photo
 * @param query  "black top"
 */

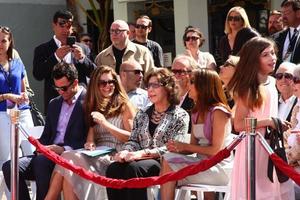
xmin=112 ymin=46 xmax=126 ymax=74
xmin=219 ymin=27 xmax=259 ymax=64
xmin=133 ymin=39 xmax=164 ymax=67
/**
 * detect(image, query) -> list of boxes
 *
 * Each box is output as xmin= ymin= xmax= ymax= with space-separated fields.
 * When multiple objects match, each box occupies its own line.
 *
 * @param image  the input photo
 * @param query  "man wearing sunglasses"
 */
xmin=275 ymin=62 xmax=297 ymax=122
xmin=119 ymin=60 xmax=150 ymax=109
xmin=95 ymin=19 xmax=155 ymax=77
xmin=33 ymin=10 xmax=95 ymax=114
xmin=3 ymin=62 xmax=87 ymax=200
xmin=132 ymin=15 xmax=164 ymax=67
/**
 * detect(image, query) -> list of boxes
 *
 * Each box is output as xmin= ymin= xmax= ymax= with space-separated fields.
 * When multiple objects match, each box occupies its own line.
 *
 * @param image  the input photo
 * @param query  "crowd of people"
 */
xmin=1 ymin=0 xmax=300 ymax=199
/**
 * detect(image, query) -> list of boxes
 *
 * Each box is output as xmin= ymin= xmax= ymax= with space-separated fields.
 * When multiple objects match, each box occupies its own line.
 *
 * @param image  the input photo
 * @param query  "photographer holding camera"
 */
xmin=33 ymin=10 xmax=96 ymax=114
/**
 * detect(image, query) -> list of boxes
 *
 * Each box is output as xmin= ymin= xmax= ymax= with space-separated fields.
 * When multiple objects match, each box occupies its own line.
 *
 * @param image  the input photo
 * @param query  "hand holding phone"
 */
xmin=66 ymin=36 xmax=76 ymax=47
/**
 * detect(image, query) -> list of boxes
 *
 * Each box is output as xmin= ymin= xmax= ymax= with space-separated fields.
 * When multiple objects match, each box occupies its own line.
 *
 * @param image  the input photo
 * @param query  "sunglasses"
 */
xmin=53 ymin=81 xmax=74 ymax=92
xmin=135 ymin=24 xmax=149 ymax=30
xmin=57 ymin=19 xmax=73 ymax=28
xmin=0 ymin=26 xmax=10 ymax=33
xmin=274 ymin=73 xmax=293 ymax=80
xmin=293 ymin=77 xmax=300 ymax=84
xmin=184 ymin=36 xmax=200 ymax=42
xmin=109 ymin=29 xmax=127 ymax=35
xmin=82 ymin=39 xmax=92 ymax=43
xmin=171 ymin=69 xmax=192 ymax=75
xmin=146 ymin=82 xmax=163 ymax=90
xmin=122 ymin=69 xmax=143 ymax=75
xmin=228 ymin=16 xmax=242 ymax=22
xmin=98 ymin=79 xmax=116 ymax=87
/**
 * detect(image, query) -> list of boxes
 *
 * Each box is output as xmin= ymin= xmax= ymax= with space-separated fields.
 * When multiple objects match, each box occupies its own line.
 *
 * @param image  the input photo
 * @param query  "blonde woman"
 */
xmin=219 ymin=6 xmax=259 ymax=63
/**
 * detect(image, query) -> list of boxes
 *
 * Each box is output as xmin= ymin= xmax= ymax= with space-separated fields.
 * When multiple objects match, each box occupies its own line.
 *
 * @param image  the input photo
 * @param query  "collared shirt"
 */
xmin=179 ymin=92 xmax=189 ymax=107
xmin=53 ymin=86 xmax=83 ymax=150
xmin=278 ymin=95 xmax=297 ymax=121
xmin=282 ymin=26 xmax=300 ymax=61
xmin=127 ymin=88 xmax=150 ymax=110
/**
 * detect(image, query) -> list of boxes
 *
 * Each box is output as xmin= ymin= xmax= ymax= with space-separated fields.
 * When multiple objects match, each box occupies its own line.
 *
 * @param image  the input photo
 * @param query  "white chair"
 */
xmin=20 ymin=126 xmax=44 ymax=200
xmin=175 ymin=183 xmax=230 ymax=200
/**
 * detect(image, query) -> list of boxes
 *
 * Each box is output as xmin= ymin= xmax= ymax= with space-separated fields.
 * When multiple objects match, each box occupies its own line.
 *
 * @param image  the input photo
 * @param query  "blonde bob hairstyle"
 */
xmin=224 ymin=6 xmax=251 ymax=34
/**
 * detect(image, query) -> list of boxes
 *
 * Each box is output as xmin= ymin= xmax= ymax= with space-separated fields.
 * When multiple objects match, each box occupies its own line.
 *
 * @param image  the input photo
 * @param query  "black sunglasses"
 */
xmin=53 ymin=81 xmax=74 ymax=92
xmin=135 ymin=24 xmax=149 ymax=30
xmin=98 ymin=79 xmax=116 ymax=87
xmin=82 ymin=39 xmax=92 ymax=43
xmin=122 ymin=69 xmax=143 ymax=75
xmin=274 ymin=73 xmax=293 ymax=80
xmin=184 ymin=36 xmax=200 ymax=42
xmin=228 ymin=16 xmax=242 ymax=22
xmin=293 ymin=77 xmax=300 ymax=84
xmin=109 ymin=29 xmax=127 ymax=35
xmin=172 ymin=69 xmax=192 ymax=75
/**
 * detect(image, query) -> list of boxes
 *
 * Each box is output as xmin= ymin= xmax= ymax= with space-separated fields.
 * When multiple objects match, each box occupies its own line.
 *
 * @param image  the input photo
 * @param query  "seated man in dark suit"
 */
xmin=33 ymin=10 xmax=95 ymax=114
xmin=2 ymin=62 xmax=88 ymax=200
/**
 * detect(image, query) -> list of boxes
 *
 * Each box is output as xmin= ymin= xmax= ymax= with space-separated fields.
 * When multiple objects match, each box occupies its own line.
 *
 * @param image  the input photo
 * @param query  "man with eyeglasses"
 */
xmin=132 ymin=15 xmax=164 ymax=67
xmin=79 ymin=33 xmax=95 ymax=61
xmin=2 ymin=62 xmax=87 ymax=200
xmin=119 ymin=60 xmax=150 ymax=109
xmin=275 ymin=62 xmax=297 ymax=122
xmin=95 ymin=19 xmax=155 ymax=77
xmin=273 ymin=0 xmax=300 ymax=71
xmin=171 ymin=55 xmax=197 ymax=133
xmin=33 ymin=10 xmax=95 ymax=114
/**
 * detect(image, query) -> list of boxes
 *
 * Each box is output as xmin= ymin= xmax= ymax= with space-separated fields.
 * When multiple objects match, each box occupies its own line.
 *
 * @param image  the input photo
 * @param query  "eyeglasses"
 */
xmin=82 ymin=39 xmax=92 ymax=43
xmin=122 ymin=69 xmax=143 ymax=75
xmin=184 ymin=36 xmax=200 ymax=42
xmin=109 ymin=29 xmax=127 ymax=35
xmin=171 ymin=69 xmax=192 ymax=75
xmin=0 ymin=26 xmax=10 ymax=33
xmin=228 ymin=16 xmax=242 ymax=22
xmin=135 ymin=24 xmax=149 ymax=30
xmin=57 ymin=19 xmax=73 ymax=28
xmin=98 ymin=79 xmax=116 ymax=87
xmin=293 ymin=77 xmax=300 ymax=84
xmin=274 ymin=73 xmax=293 ymax=80
xmin=146 ymin=82 xmax=163 ymax=90
xmin=53 ymin=81 xmax=74 ymax=92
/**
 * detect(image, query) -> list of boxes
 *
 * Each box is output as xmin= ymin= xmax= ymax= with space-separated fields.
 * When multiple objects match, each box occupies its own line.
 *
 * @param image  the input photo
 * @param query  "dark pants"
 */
xmin=106 ymin=159 xmax=161 ymax=200
xmin=2 ymin=154 xmax=55 ymax=200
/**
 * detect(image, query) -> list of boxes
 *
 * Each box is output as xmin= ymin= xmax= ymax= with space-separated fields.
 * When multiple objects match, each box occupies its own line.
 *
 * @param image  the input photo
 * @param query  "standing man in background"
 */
xmin=133 ymin=15 xmax=164 ymax=67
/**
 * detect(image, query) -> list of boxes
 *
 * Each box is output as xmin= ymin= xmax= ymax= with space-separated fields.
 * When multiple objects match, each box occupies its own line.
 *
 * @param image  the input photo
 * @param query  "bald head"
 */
xmin=120 ymin=60 xmax=143 ymax=92
xmin=111 ymin=20 xmax=129 ymax=31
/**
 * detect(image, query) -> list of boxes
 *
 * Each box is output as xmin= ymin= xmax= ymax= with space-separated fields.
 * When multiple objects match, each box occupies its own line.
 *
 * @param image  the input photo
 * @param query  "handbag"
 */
xmin=265 ymin=117 xmax=289 ymax=183
xmin=29 ymin=99 xmax=45 ymax=126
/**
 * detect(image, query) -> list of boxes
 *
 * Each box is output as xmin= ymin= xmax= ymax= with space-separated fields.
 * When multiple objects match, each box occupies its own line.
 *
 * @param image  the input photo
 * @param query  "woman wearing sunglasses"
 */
xmin=106 ymin=68 xmax=189 ymax=200
xmin=0 ymin=26 xmax=34 ymax=166
xmin=45 ymin=66 xmax=136 ymax=200
xmin=183 ymin=26 xmax=216 ymax=70
xmin=219 ymin=6 xmax=259 ymax=64
xmin=160 ymin=69 xmax=233 ymax=200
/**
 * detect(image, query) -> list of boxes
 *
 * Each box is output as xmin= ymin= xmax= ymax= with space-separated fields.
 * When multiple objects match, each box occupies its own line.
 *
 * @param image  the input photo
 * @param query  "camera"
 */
xmin=66 ymin=36 xmax=76 ymax=47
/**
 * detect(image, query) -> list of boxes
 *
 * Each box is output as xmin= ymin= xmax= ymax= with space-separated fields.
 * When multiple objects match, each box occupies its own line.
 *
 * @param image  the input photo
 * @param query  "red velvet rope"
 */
xmin=29 ymin=136 xmax=230 ymax=189
xmin=270 ymin=153 xmax=300 ymax=185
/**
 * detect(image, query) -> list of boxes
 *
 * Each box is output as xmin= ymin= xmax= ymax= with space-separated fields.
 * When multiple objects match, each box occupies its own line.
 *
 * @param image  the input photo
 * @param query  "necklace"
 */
xmin=151 ymin=109 xmax=166 ymax=124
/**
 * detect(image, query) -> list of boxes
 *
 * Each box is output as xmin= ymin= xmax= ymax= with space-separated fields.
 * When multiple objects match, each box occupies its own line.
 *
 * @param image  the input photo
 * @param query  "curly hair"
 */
xmin=84 ymin=66 xmax=129 ymax=127
xmin=145 ymin=68 xmax=180 ymax=106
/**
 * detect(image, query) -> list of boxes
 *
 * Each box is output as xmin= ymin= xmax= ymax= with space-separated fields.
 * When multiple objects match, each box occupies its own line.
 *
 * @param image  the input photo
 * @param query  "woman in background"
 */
xmin=219 ymin=6 xmax=259 ymax=63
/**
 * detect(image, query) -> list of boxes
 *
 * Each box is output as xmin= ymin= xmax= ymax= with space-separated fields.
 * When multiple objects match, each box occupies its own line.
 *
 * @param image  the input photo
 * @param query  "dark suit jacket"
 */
xmin=38 ymin=87 xmax=87 ymax=149
xmin=33 ymin=38 xmax=96 ymax=113
xmin=273 ymin=28 xmax=300 ymax=71
xmin=181 ymin=94 xmax=194 ymax=133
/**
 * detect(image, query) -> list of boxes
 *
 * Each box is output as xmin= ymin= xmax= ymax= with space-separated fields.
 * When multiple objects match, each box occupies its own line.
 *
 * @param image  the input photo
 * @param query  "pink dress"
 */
xmin=230 ymin=77 xmax=295 ymax=200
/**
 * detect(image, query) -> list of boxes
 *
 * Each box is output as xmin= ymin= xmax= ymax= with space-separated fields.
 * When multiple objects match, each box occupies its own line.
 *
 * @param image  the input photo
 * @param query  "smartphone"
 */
xmin=66 ymin=36 xmax=76 ymax=46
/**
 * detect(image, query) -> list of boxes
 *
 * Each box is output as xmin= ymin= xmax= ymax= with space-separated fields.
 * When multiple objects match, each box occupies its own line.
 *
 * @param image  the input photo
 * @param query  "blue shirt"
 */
xmin=0 ymin=58 xmax=25 ymax=111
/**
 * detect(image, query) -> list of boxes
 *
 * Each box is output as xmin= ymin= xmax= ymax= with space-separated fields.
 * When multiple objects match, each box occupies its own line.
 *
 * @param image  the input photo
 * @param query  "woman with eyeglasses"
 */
xmin=106 ymin=68 xmax=189 ymax=200
xmin=183 ymin=26 xmax=216 ymax=70
xmin=219 ymin=6 xmax=259 ymax=64
xmin=0 ymin=26 xmax=33 ymax=166
xmin=45 ymin=66 xmax=136 ymax=200
xmin=160 ymin=69 xmax=233 ymax=200
xmin=227 ymin=37 xmax=295 ymax=199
